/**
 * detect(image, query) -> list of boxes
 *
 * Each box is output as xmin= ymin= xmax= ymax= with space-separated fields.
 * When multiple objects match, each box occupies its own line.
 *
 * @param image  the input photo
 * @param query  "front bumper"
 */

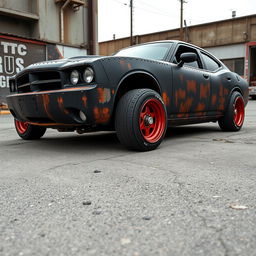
xmin=6 ymin=85 xmax=112 ymax=127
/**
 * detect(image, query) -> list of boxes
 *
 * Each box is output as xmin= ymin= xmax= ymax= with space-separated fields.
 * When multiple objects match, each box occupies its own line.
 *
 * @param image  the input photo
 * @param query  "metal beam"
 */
xmin=0 ymin=7 xmax=39 ymax=21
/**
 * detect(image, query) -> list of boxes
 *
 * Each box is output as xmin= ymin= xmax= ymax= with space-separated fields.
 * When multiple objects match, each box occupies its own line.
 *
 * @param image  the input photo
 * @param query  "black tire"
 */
xmin=251 ymin=95 xmax=256 ymax=100
xmin=218 ymin=91 xmax=245 ymax=131
xmin=115 ymin=89 xmax=167 ymax=151
xmin=14 ymin=119 xmax=46 ymax=140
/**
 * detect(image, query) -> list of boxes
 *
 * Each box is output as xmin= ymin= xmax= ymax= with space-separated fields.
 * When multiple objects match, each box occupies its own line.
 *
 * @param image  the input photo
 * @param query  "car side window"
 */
xmin=173 ymin=45 xmax=201 ymax=69
xmin=201 ymin=52 xmax=221 ymax=71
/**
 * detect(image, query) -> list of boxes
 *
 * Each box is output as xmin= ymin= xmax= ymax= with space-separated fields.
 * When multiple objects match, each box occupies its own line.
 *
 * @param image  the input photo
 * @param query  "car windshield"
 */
xmin=114 ymin=43 xmax=172 ymax=61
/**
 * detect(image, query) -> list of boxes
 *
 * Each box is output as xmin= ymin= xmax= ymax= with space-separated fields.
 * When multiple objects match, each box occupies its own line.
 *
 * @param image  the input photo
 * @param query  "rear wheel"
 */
xmin=251 ymin=95 xmax=256 ymax=100
xmin=115 ymin=89 xmax=167 ymax=151
xmin=14 ymin=119 xmax=46 ymax=140
xmin=218 ymin=91 xmax=245 ymax=131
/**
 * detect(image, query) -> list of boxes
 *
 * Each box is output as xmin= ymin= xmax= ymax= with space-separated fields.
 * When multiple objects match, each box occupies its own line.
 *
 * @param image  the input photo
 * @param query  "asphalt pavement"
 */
xmin=0 ymin=100 xmax=256 ymax=256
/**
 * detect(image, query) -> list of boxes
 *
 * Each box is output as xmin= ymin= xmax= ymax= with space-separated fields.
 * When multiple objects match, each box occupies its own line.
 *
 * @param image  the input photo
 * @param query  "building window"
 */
xmin=221 ymin=58 xmax=244 ymax=76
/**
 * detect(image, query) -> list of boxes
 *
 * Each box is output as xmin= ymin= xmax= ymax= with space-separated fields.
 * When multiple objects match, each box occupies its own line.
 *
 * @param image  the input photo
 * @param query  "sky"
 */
xmin=98 ymin=0 xmax=256 ymax=42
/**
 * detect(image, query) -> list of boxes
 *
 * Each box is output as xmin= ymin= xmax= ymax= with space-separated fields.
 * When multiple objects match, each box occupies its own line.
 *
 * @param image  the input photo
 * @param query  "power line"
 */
xmin=134 ymin=6 xmax=175 ymax=18
xmin=136 ymin=0 xmax=169 ymax=11
xmin=134 ymin=1 xmax=173 ymax=17
xmin=109 ymin=0 xmax=128 ymax=6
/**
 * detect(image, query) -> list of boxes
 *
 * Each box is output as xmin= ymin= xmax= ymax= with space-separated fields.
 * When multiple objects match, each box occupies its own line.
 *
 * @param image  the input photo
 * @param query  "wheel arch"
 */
xmin=113 ymin=71 xmax=161 ymax=109
xmin=230 ymin=86 xmax=243 ymax=97
xmin=110 ymin=71 xmax=162 ymax=126
xmin=223 ymin=86 xmax=243 ymax=112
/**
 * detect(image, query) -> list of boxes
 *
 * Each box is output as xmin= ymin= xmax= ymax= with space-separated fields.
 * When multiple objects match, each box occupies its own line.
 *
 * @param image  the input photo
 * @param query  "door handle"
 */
xmin=226 ymin=77 xmax=232 ymax=81
xmin=203 ymin=74 xmax=209 ymax=79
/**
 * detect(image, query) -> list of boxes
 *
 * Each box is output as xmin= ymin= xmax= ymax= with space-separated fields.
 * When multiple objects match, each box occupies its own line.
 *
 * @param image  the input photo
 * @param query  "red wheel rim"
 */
xmin=233 ymin=97 xmax=245 ymax=127
xmin=139 ymin=98 xmax=166 ymax=143
xmin=15 ymin=120 xmax=29 ymax=134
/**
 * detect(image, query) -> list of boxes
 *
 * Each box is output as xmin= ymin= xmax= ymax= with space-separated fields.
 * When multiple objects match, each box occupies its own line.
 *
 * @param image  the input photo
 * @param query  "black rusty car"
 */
xmin=7 ymin=41 xmax=248 ymax=151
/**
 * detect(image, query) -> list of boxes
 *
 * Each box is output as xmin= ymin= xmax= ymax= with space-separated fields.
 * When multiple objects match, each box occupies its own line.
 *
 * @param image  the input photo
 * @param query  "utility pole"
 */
xmin=130 ymin=0 xmax=133 ymax=45
xmin=184 ymin=19 xmax=188 ymax=42
xmin=180 ymin=0 xmax=184 ymax=41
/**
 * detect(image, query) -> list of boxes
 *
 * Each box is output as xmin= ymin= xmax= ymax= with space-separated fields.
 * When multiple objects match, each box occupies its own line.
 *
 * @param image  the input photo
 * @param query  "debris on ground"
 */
xmin=120 ymin=238 xmax=131 ymax=245
xmin=229 ymin=204 xmax=248 ymax=210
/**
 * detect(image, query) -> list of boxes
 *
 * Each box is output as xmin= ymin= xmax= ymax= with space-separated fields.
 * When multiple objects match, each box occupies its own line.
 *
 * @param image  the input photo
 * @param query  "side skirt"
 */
xmin=167 ymin=115 xmax=223 ymax=126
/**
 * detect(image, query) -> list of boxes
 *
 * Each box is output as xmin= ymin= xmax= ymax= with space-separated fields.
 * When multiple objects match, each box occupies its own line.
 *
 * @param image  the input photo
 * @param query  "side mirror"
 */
xmin=178 ymin=52 xmax=198 ymax=67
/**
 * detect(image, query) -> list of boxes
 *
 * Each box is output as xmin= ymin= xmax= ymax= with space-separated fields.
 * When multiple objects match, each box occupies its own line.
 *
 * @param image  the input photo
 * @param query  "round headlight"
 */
xmin=83 ymin=67 xmax=94 ymax=83
xmin=70 ymin=70 xmax=79 ymax=85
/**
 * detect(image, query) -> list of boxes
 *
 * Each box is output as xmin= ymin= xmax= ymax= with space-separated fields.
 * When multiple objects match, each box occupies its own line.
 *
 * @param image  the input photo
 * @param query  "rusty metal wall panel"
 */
xmin=0 ymin=16 xmax=33 ymax=38
xmin=201 ymin=25 xmax=216 ymax=47
xmin=250 ymin=24 xmax=256 ymax=41
xmin=0 ymin=35 xmax=46 ymax=104
xmin=189 ymin=27 xmax=202 ymax=46
xmin=38 ymin=0 xmax=87 ymax=46
xmin=0 ymin=0 xmax=36 ymax=13
xmin=233 ymin=21 xmax=247 ymax=43
xmin=216 ymin=21 xmax=233 ymax=45
xmin=99 ymin=15 xmax=256 ymax=56
xmin=37 ymin=0 xmax=60 ymax=43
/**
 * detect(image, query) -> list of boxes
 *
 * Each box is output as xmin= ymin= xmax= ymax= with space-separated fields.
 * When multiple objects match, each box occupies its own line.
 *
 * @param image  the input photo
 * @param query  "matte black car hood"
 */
xmin=24 ymin=56 xmax=105 ymax=72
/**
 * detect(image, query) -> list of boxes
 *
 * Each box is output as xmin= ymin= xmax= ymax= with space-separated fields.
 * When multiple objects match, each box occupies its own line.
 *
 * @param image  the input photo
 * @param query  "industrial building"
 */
xmin=100 ymin=14 xmax=256 ymax=98
xmin=0 ymin=0 xmax=98 ymax=108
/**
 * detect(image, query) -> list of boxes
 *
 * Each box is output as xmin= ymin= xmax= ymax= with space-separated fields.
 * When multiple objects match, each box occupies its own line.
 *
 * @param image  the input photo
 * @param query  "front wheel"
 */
xmin=115 ymin=89 xmax=167 ymax=151
xmin=218 ymin=91 xmax=245 ymax=131
xmin=14 ymin=119 xmax=46 ymax=140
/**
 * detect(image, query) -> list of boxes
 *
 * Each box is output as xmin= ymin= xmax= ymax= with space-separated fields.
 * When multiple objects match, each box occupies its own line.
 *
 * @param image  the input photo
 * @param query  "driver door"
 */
xmin=170 ymin=44 xmax=211 ymax=117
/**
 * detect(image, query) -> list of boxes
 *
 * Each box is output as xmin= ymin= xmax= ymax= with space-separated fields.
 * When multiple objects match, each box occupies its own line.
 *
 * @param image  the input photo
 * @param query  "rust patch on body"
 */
xmin=82 ymin=96 xmax=87 ymax=107
xmin=42 ymin=94 xmax=54 ymax=120
xmin=195 ymin=103 xmax=206 ymax=112
xmin=57 ymin=96 xmax=69 ymax=114
xmin=177 ymin=113 xmax=189 ymax=118
xmin=112 ymin=89 xmax=115 ymax=95
xmin=218 ymin=85 xmax=225 ymax=110
xmin=187 ymin=80 xmax=196 ymax=93
xmin=119 ymin=60 xmax=125 ymax=66
xmin=93 ymin=107 xmax=110 ymax=124
xmin=162 ymin=92 xmax=170 ymax=106
xmin=219 ymin=97 xmax=225 ymax=111
xmin=119 ymin=60 xmax=132 ymax=70
xmin=119 ymin=59 xmax=132 ymax=70
xmin=97 ymin=88 xmax=111 ymax=104
xmin=211 ymin=94 xmax=217 ymax=106
xmin=175 ymin=89 xmax=186 ymax=106
xmin=28 ymin=122 xmax=80 ymax=127
xmin=178 ymin=97 xmax=193 ymax=115
xmin=200 ymin=83 xmax=210 ymax=99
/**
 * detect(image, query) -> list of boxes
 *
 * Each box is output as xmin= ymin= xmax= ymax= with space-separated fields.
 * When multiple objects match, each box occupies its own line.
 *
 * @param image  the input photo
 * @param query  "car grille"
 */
xmin=17 ymin=71 xmax=62 ymax=93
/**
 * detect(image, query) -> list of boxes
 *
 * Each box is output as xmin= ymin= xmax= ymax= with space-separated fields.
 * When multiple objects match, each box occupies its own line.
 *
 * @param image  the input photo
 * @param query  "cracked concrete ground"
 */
xmin=0 ymin=100 xmax=256 ymax=256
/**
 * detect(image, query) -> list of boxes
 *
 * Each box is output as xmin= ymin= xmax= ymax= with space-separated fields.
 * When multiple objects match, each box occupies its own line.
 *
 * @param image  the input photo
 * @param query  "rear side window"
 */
xmin=201 ymin=52 xmax=220 ymax=71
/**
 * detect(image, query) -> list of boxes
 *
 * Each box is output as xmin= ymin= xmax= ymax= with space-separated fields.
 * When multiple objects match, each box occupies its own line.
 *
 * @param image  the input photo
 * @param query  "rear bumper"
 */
xmin=6 ymin=85 xmax=112 ymax=127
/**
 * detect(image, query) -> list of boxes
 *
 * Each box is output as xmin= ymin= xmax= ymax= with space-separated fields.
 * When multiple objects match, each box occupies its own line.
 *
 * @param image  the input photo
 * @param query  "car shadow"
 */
xmin=165 ymin=124 xmax=220 ymax=140
xmin=5 ymin=124 xmax=221 ymax=153
xmin=37 ymin=131 xmax=124 ymax=152
xmin=41 ymin=124 xmax=220 ymax=152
